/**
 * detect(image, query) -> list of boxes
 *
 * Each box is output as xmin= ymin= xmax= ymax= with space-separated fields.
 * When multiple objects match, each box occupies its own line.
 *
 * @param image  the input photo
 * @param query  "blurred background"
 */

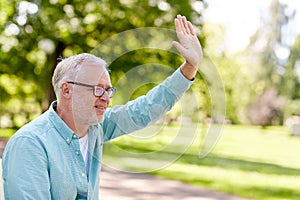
xmin=1 ymin=0 xmax=299 ymax=128
xmin=0 ymin=0 xmax=300 ymax=199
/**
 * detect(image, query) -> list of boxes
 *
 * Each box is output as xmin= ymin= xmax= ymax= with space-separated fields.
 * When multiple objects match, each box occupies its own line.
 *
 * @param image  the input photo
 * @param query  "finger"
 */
xmin=187 ymin=21 xmax=195 ymax=36
xmin=181 ymin=16 xmax=191 ymax=35
xmin=177 ymin=15 xmax=187 ymax=35
xmin=174 ymin=18 xmax=181 ymax=34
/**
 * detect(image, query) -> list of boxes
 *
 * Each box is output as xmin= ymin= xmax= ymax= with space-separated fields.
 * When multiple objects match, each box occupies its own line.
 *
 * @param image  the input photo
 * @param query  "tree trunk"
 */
xmin=42 ymin=41 xmax=65 ymax=111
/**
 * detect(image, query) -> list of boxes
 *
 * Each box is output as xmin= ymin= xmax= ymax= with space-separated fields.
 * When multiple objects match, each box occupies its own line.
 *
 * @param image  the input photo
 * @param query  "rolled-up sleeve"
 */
xmin=102 ymin=68 xmax=194 ymax=141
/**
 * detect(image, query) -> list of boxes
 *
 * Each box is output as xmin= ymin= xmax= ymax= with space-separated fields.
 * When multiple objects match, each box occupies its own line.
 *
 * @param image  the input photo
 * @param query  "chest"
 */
xmin=45 ymin=133 xmax=103 ymax=199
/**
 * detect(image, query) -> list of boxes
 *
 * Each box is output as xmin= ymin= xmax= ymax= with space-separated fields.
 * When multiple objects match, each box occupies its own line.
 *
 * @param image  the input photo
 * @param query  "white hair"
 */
xmin=52 ymin=53 xmax=107 ymax=99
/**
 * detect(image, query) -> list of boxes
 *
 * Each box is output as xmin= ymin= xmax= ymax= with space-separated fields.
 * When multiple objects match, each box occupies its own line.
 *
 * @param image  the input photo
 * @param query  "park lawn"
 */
xmin=103 ymin=124 xmax=300 ymax=200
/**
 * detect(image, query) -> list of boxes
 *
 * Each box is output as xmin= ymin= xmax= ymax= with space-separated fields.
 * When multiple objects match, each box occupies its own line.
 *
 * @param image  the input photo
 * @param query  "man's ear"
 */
xmin=61 ymin=82 xmax=72 ymax=98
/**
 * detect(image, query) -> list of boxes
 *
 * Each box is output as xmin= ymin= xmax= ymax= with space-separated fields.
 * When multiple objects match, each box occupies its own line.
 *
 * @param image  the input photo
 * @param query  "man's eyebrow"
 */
xmin=96 ymin=84 xmax=113 ymax=88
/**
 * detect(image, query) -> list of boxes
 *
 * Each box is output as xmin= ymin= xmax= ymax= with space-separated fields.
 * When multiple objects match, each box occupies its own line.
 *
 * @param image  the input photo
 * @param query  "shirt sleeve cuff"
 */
xmin=161 ymin=68 xmax=195 ymax=99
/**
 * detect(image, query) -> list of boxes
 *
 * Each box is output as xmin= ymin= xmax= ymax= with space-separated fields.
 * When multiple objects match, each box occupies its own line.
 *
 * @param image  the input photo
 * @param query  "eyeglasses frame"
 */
xmin=66 ymin=81 xmax=116 ymax=98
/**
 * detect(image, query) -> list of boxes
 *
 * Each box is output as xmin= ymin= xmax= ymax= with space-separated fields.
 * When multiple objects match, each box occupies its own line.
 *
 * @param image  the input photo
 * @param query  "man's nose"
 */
xmin=99 ymin=91 xmax=110 ymax=101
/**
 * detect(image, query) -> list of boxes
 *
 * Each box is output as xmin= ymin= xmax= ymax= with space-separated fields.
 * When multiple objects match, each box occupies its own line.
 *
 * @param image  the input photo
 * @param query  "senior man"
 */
xmin=2 ymin=14 xmax=202 ymax=199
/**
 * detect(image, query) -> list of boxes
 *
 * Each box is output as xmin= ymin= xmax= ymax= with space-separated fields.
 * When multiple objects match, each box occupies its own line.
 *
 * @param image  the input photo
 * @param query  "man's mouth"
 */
xmin=95 ymin=105 xmax=106 ymax=111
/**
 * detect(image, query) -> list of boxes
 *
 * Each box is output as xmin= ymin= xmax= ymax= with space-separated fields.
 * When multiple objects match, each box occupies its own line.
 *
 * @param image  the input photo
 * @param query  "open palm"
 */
xmin=172 ymin=15 xmax=203 ymax=68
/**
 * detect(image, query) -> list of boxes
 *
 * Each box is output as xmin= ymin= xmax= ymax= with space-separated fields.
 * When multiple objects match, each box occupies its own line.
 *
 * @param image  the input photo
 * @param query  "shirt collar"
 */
xmin=48 ymin=101 xmax=76 ymax=145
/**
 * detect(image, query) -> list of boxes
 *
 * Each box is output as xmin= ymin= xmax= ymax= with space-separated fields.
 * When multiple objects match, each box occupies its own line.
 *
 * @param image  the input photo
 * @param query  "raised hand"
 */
xmin=172 ymin=15 xmax=203 ymax=79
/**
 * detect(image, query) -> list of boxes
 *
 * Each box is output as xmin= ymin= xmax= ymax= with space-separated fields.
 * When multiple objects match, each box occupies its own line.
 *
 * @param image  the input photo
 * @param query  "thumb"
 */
xmin=172 ymin=41 xmax=186 ymax=56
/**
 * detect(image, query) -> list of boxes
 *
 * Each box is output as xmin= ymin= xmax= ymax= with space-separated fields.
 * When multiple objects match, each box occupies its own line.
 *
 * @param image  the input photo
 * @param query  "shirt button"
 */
xmin=66 ymin=138 xmax=70 ymax=143
xmin=82 ymin=173 xmax=85 ymax=177
xmin=75 ymin=151 xmax=80 ymax=155
xmin=72 ymin=134 xmax=77 ymax=139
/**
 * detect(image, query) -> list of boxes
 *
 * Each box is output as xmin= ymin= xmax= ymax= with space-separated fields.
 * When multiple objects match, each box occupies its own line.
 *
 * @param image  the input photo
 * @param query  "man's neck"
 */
xmin=56 ymin=103 xmax=89 ymax=138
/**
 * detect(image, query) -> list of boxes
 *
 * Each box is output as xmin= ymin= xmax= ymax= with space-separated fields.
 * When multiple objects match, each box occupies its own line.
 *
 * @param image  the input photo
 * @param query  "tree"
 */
xmin=0 ymin=0 xmax=204 ymax=128
xmin=201 ymin=23 xmax=253 ymax=124
xmin=281 ymin=36 xmax=300 ymax=120
xmin=247 ymin=0 xmax=291 ymax=87
xmin=244 ymin=0 xmax=298 ymax=125
xmin=280 ymin=36 xmax=300 ymax=99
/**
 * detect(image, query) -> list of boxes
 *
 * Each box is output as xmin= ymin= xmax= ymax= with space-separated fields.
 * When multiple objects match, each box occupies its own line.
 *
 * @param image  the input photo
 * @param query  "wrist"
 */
xmin=180 ymin=61 xmax=197 ymax=81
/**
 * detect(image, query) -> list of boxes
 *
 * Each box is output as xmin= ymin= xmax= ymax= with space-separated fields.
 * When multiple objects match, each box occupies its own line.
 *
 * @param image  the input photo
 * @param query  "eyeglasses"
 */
xmin=67 ymin=81 xmax=116 ymax=98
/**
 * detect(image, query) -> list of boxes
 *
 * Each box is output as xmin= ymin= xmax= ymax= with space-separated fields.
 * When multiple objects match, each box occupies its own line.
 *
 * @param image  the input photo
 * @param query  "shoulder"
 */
xmin=6 ymin=111 xmax=55 ymax=149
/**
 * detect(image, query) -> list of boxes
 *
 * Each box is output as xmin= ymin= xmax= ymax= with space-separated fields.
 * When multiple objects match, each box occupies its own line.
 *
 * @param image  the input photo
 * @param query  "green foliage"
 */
xmin=0 ymin=0 xmax=204 ymax=128
xmin=201 ymin=0 xmax=300 ymax=125
xmin=202 ymin=23 xmax=253 ymax=124
xmin=280 ymin=36 xmax=300 ymax=99
xmin=247 ymin=0 xmax=289 ymax=89
xmin=243 ymin=0 xmax=300 ymax=125
xmin=0 ymin=129 xmax=15 ymax=139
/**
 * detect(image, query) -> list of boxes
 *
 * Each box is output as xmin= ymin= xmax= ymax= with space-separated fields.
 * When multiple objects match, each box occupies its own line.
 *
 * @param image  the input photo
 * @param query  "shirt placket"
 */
xmin=68 ymin=133 xmax=89 ymax=195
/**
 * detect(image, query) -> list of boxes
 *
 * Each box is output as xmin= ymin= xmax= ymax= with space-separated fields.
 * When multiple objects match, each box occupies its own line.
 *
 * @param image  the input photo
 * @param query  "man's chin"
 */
xmin=97 ymin=115 xmax=104 ymax=123
xmin=97 ymin=117 xmax=104 ymax=123
xmin=87 ymin=116 xmax=104 ymax=125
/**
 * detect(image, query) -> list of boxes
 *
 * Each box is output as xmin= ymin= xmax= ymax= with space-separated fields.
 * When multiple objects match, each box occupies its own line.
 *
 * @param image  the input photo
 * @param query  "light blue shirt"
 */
xmin=2 ymin=69 xmax=194 ymax=199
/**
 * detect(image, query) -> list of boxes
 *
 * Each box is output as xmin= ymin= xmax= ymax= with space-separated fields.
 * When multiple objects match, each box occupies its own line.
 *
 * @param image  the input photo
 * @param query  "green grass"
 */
xmin=103 ymin=124 xmax=300 ymax=200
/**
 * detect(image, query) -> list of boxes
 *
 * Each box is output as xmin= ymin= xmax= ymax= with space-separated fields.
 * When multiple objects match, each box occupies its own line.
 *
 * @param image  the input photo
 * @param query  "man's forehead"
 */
xmin=76 ymin=63 xmax=110 ymax=82
xmin=79 ymin=62 xmax=107 ymax=73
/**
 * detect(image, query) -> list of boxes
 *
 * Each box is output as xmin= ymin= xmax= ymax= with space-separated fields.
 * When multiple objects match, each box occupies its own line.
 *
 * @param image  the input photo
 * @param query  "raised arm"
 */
xmin=102 ymin=15 xmax=201 ymax=141
xmin=172 ymin=15 xmax=203 ymax=80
